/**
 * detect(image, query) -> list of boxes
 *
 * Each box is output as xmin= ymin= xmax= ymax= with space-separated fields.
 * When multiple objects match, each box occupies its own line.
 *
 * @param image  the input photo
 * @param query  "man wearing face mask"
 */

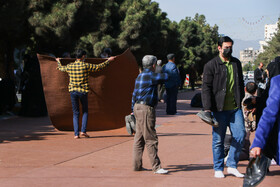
xmin=201 ymin=36 xmax=245 ymax=178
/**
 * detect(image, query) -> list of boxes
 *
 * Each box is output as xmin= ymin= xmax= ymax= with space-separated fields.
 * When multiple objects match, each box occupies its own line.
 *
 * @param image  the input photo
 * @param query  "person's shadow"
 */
xmin=165 ymin=164 xmax=213 ymax=173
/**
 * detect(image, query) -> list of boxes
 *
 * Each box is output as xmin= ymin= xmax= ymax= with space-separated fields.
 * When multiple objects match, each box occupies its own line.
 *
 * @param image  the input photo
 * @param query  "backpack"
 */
xmin=191 ymin=93 xmax=202 ymax=108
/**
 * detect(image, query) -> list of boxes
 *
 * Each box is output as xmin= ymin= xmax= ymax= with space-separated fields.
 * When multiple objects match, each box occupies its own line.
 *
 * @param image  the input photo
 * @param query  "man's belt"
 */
xmin=136 ymin=101 xmax=153 ymax=107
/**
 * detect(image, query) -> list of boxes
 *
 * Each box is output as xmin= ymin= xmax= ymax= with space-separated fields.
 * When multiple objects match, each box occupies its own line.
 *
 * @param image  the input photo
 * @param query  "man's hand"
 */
xmin=108 ymin=56 xmax=116 ymax=61
xmin=250 ymin=147 xmax=262 ymax=158
xmin=56 ymin=58 xmax=61 ymax=62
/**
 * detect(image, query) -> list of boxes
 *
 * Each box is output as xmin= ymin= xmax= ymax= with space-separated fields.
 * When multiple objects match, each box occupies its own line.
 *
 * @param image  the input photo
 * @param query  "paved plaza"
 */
xmin=0 ymin=90 xmax=279 ymax=187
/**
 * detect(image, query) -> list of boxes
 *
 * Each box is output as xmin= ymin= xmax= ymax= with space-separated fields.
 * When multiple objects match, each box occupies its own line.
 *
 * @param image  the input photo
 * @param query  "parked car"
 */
xmin=244 ymin=71 xmax=254 ymax=85
xmin=247 ymin=71 xmax=254 ymax=79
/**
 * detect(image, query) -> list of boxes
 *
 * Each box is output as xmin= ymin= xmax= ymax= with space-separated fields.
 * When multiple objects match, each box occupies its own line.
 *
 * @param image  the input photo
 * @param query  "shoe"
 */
xmin=154 ymin=168 xmax=168 ymax=174
xmin=134 ymin=167 xmax=148 ymax=171
xmin=227 ymin=167 xmax=244 ymax=178
xmin=80 ymin=132 xmax=90 ymax=138
xmin=214 ymin=171 xmax=225 ymax=178
xmin=125 ymin=114 xmax=136 ymax=135
xmin=243 ymin=155 xmax=271 ymax=187
xmin=196 ymin=110 xmax=219 ymax=127
xmin=74 ymin=136 xmax=80 ymax=139
xmin=271 ymin=159 xmax=277 ymax=165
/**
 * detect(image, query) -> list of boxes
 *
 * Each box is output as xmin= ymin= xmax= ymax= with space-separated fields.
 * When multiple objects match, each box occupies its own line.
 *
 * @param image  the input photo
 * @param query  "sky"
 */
xmin=153 ymin=0 xmax=280 ymax=41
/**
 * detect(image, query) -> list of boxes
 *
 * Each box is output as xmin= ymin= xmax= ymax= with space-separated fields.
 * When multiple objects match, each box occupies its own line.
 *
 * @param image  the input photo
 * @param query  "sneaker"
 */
xmin=125 ymin=114 xmax=136 ymax=135
xmin=80 ymin=132 xmax=90 ymax=138
xmin=196 ymin=110 xmax=219 ymax=127
xmin=154 ymin=168 xmax=168 ymax=174
xmin=214 ymin=171 xmax=225 ymax=178
xmin=227 ymin=167 xmax=244 ymax=178
xmin=271 ymin=159 xmax=277 ymax=165
xmin=74 ymin=136 xmax=80 ymax=139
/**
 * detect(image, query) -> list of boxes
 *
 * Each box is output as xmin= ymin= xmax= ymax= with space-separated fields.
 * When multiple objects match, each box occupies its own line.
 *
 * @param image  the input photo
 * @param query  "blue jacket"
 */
xmin=162 ymin=61 xmax=181 ymax=88
xmin=251 ymin=75 xmax=280 ymax=165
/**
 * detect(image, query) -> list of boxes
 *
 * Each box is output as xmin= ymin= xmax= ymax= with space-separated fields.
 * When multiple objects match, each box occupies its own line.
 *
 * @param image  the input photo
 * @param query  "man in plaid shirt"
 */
xmin=131 ymin=55 xmax=169 ymax=174
xmin=56 ymin=49 xmax=115 ymax=139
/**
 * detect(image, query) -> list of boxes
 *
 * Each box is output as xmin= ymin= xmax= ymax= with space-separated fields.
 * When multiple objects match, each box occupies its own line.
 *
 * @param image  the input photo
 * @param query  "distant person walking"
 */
xmin=56 ymin=49 xmax=116 ymax=139
xmin=131 ymin=55 xmax=169 ymax=174
xmin=155 ymin=60 xmax=164 ymax=101
xmin=254 ymin=62 xmax=264 ymax=96
xmin=202 ymin=36 xmax=245 ymax=178
xmin=179 ymin=63 xmax=186 ymax=90
xmin=162 ymin=53 xmax=181 ymax=115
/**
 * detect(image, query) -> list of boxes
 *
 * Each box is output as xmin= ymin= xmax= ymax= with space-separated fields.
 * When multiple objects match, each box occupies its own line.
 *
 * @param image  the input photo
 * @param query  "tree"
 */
xmin=243 ymin=62 xmax=253 ymax=72
xmin=255 ymin=18 xmax=280 ymax=67
xmin=178 ymin=14 xmax=219 ymax=74
xmin=0 ymin=0 xmax=29 ymax=78
xmin=28 ymin=0 xmax=123 ymax=57
xmin=1 ymin=0 xmax=221 ymax=76
xmin=118 ymin=0 xmax=181 ymax=63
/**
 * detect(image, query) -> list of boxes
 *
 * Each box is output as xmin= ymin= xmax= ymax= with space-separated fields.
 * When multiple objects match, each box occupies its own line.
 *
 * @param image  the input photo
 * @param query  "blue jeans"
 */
xmin=212 ymin=109 xmax=245 ymax=171
xmin=70 ymin=91 xmax=88 ymax=136
xmin=166 ymin=86 xmax=178 ymax=114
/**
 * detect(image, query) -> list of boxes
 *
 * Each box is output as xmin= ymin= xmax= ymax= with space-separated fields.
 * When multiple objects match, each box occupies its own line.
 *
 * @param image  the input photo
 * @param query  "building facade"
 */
xmin=259 ymin=21 xmax=279 ymax=53
xmin=240 ymin=47 xmax=260 ymax=66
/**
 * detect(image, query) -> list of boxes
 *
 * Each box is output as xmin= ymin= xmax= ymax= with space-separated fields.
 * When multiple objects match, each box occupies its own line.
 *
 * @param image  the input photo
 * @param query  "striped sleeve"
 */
xmin=56 ymin=60 xmax=67 ymax=72
xmin=87 ymin=59 xmax=110 ymax=72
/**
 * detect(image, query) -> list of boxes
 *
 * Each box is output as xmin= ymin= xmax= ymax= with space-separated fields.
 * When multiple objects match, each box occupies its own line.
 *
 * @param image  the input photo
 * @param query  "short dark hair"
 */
xmin=274 ymin=56 xmax=280 ymax=62
xmin=246 ymin=82 xmax=257 ymax=94
xmin=75 ymin=49 xmax=87 ymax=59
xmin=218 ymin=36 xmax=234 ymax=47
xmin=104 ymin=48 xmax=112 ymax=56
xmin=167 ymin=53 xmax=175 ymax=60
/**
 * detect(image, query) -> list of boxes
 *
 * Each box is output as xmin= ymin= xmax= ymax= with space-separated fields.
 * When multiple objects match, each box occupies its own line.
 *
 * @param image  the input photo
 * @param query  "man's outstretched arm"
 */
xmin=88 ymin=56 xmax=116 ymax=72
xmin=56 ymin=58 xmax=67 ymax=72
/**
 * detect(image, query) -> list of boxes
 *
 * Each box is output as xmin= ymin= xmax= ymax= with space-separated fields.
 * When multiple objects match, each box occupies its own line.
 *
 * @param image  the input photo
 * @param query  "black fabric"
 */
xmin=255 ymin=56 xmax=280 ymax=160
xmin=267 ymin=56 xmax=280 ymax=82
xmin=202 ymin=56 xmax=245 ymax=111
xmin=254 ymin=68 xmax=264 ymax=85
xmin=224 ymin=134 xmax=250 ymax=161
xmin=263 ymin=120 xmax=279 ymax=160
xmin=190 ymin=93 xmax=202 ymax=107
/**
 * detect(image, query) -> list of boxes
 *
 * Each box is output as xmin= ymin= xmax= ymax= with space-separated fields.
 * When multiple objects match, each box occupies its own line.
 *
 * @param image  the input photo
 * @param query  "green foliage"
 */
xmin=178 ymin=13 xmax=219 ymax=74
xmin=243 ymin=62 xmax=253 ymax=72
xmin=255 ymin=19 xmax=280 ymax=67
xmin=117 ymin=0 xmax=181 ymax=63
xmin=0 ymin=0 xmax=221 ymax=78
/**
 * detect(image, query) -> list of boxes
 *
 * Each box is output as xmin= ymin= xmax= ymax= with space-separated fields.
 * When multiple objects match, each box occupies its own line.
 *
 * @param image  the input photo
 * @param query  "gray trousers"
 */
xmin=133 ymin=103 xmax=161 ymax=171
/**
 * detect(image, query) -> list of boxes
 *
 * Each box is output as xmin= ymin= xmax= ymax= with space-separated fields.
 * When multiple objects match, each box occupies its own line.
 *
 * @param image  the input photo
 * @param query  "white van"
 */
xmin=247 ymin=71 xmax=254 ymax=79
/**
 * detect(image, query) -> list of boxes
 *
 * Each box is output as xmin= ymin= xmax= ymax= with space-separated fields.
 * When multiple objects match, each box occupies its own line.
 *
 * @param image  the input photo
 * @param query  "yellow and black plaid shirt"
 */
xmin=57 ymin=59 xmax=110 ymax=93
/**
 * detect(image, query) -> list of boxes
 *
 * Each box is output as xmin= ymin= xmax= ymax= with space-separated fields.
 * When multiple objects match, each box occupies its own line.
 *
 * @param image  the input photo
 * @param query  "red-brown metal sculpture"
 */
xmin=37 ymin=49 xmax=139 ymax=131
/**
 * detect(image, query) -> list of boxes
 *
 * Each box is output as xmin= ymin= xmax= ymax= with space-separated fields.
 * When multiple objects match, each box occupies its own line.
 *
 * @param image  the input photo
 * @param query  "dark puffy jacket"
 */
xmin=202 ymin=56 xmax=245 ymax=111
